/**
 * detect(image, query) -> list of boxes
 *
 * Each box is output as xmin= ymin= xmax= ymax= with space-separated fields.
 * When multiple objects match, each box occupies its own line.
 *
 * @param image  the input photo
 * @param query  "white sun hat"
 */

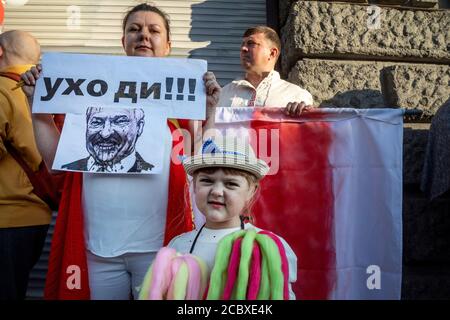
xmin=182 ymin=136 xmax=270 ymax=179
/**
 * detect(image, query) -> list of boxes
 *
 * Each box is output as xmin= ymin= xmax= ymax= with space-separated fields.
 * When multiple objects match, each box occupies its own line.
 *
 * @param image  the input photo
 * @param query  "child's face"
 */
xmin=194 ymin=169 xmax=255 ymax=229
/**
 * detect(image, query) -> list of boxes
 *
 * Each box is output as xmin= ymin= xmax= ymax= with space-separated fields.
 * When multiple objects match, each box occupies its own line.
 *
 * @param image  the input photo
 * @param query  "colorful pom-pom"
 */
xmin=206 ymin=228 xmax=290 ymax=300
xmin=139 ymin=247 xmax=208 ymax=300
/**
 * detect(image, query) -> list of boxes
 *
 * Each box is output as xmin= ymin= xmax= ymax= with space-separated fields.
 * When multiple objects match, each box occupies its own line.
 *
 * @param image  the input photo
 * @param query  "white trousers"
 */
xmin=86 ymin=250 xmax=156 ymax=300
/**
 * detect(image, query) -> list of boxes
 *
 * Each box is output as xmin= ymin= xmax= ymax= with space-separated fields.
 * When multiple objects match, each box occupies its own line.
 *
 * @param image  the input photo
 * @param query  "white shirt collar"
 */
xmin=197 ymin=223 xmax=256 ymax=243
xmin=87 ymin=152 xmax=137 ymax=173
xmin=233 ymin=70 xmax=279 ymax=90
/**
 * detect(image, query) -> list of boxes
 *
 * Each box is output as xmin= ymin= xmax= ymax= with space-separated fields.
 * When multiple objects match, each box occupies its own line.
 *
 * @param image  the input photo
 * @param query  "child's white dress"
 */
xmin=168 ymin=223 xmax=298 ymax=300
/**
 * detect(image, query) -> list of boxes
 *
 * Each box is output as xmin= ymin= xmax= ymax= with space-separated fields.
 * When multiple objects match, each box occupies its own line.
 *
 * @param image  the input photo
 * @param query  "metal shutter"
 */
xmin=3 ymin=0 xmax=266 ymax=299
xmin=4 ymin=0 xmax=266 ymax=85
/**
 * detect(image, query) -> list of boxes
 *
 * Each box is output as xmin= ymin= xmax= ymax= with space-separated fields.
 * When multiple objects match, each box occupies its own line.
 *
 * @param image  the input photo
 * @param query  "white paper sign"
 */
xmin=52 ymin=106 xmax=167 ymax=174
xmin=33 ymin=52 xmax=207 ymax=120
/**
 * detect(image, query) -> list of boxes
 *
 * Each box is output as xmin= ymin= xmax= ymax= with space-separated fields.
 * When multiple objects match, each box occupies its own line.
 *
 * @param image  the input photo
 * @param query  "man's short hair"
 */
xmin=243 ymin=26 xmax=281 ymax=53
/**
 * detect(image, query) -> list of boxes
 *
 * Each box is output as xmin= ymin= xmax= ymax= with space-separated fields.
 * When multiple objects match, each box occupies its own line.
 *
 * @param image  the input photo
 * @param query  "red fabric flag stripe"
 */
xmin=44 ymin=172 xmax=89 ymax=300
xmin=163 ymin=120 xmax=194 ymax=245
xmin=249 ymin=110 xmax=336 ymax=300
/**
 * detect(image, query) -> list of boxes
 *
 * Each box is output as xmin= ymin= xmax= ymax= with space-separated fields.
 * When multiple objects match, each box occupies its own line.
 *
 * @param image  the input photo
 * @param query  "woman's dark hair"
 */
xmin=122 ymin=3 xmax=171 ymax=41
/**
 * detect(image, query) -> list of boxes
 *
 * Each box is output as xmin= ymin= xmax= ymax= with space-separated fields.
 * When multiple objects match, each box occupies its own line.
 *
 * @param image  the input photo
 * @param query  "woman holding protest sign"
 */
xmin=20 ymin=3 xmax=220 ymax=300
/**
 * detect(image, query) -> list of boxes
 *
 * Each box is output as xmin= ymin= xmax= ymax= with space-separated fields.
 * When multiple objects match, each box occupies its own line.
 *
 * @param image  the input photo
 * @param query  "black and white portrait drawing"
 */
xmin=53 ymin=106 xmax=166 ymax=174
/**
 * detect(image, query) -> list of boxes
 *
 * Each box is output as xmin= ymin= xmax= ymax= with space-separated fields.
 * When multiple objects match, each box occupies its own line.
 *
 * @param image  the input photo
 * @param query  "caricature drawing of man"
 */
xmin=62 ymin=107 xmax=153 ymax=173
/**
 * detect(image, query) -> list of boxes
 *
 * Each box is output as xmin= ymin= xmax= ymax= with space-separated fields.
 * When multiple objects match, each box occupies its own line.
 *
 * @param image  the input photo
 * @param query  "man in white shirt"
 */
xmin=218 ymin=26 xmax=313 ymax=115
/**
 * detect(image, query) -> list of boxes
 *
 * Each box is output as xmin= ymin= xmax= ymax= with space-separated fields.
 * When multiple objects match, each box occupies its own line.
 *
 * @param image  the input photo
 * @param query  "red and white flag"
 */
xmin=203 ymin=107 xmax=403 ymax=300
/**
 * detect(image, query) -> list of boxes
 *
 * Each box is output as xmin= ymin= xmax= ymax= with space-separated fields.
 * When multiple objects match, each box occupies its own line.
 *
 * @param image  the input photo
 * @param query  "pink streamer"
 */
xmin=149 ymin=247 xmax=177 ymax=300
xmin=183 ymin=255 xmax=202 ymax=300
xmin=246 ymin=242 xmax=262 ymax=300
xmin=222 ymin=237 xmax=243 ymax=299
xmin=166 ymin=256 xmax=184 ymax=300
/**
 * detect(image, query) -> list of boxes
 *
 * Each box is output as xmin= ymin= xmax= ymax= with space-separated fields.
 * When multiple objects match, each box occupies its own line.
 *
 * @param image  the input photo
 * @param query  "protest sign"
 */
xmin=52 ymin=106 xmax=167 ymax=174
xmin=33 ymin=52 xmax=207 ymax=120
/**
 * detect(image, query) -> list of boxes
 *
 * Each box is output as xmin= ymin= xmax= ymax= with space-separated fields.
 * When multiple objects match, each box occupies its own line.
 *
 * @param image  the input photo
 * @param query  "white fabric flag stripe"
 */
xmin=327 ymin=109 xmax=403 ymax=299
xmin=211 ymin=107 xmax=403 ymax=300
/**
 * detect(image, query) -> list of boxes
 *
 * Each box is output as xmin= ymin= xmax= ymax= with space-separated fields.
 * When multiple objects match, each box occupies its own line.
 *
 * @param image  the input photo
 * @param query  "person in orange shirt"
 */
xmin=0 ymin=30 xmax=49 ymax=300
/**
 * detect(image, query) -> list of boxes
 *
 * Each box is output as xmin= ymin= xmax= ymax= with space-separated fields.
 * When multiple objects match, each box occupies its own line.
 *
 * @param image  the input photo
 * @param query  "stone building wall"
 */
xmin=279 ymin=0 xmax=450 ymax=299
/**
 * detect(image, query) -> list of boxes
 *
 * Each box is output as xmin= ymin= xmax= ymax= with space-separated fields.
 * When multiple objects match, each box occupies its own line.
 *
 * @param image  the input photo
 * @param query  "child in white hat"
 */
xmin=168 ymin=136 xmax=298 ymax=299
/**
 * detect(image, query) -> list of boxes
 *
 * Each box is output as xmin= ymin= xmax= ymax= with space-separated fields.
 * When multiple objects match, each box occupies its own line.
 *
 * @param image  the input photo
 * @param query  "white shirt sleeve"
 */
xmin=298 ymin=89 xmax=314 ymax=106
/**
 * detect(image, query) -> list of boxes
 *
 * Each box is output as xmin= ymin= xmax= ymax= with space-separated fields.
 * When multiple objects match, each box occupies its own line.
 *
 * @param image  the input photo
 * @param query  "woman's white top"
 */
xmin=82 ymin=126 xmax=171 ymax=258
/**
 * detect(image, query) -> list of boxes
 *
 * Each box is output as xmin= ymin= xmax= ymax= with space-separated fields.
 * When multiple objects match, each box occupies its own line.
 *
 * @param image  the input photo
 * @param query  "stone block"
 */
xmin=288 ymin=59 xmax=389 ymax=108
xmin=382 ymin=64 xmax=450 ymax=116
xmin=282 ymin=1 xmax=450 ymax=73
xmin=279 ymin=0 xmax=295 ymax=29
xmin=279 ymin=1 xmax=369 ymax=28
xmin=288 ymin=58 xmax=449 ymax=114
